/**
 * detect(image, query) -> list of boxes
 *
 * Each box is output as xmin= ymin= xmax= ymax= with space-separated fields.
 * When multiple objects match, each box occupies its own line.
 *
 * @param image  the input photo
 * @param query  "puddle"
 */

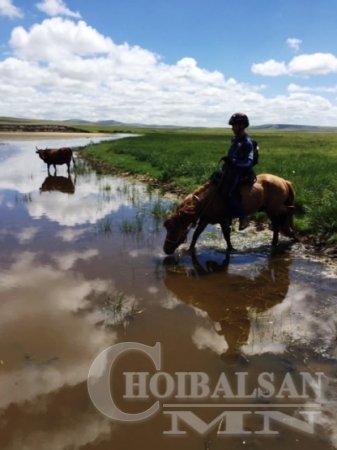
xmin=0 ymin=137 xmax=336 ymax=450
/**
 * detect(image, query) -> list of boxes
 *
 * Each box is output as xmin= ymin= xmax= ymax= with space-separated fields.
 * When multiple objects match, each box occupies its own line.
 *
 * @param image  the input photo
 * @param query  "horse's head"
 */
xmin=163 ymin=212 xmax=191 ymax=255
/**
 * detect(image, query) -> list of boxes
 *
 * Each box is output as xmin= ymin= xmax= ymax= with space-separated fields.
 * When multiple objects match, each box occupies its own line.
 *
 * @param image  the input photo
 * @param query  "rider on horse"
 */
xmin=222 ymin=112 xmax=256 ymax=231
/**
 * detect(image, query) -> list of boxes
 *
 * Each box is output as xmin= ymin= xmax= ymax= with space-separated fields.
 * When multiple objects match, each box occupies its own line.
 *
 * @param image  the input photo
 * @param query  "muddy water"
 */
xmin=0 ymin=137 xmax=336 ymax=450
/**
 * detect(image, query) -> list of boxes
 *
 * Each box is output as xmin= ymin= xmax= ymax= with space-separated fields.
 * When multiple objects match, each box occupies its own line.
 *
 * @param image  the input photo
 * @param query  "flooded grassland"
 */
xmin=0 ymin=136 xmax=336 ymax=450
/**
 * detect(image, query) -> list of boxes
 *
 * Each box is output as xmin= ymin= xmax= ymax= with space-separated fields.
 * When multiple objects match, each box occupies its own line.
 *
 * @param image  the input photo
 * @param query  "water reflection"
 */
xmin=0 ymin=250 xmax=115 ymax=409
xmin=0 ymin=138 xmax=102 ymax=193
xmin=0 ymin=249 xmax=118 ymax=448
xmin=163 ymin=251 xmax=291 ymax=363
xmin=40 ymin=174 xmax=76 ymax=194
xmin=0 ymin=136 xmax=336 ymax=450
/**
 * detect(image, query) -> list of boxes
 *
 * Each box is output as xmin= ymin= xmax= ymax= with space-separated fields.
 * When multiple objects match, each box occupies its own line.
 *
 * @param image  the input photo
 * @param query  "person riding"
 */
xmin=222 ymin=112 xmax=255 ymax=231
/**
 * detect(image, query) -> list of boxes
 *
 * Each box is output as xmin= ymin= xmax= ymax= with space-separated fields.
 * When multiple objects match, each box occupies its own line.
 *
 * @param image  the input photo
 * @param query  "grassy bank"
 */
xmin=80 ymin=129 xmax=337 ymax=243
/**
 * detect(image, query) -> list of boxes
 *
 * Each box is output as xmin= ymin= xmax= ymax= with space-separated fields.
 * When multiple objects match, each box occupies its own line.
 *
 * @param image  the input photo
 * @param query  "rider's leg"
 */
xmin=227 ymin=174 xmax=249 ymax=230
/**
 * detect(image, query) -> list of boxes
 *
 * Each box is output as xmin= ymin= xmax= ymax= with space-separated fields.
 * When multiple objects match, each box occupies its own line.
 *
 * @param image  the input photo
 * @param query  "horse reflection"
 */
xmin=40 ymin=174 xmax=76 ymax=194
xmin=163 ymin=251 xmax=291 ymax=364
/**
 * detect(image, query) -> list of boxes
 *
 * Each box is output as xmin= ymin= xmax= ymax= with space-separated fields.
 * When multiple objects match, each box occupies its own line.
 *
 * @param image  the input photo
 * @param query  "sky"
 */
xmin=0 ymin=0 xmax=337 ymax=126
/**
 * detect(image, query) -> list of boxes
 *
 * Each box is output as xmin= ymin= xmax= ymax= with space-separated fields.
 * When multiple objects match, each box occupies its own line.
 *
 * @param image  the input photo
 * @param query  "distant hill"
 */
xmin=55 ymin=120 xmax=337 ymax=131
xmin=0 ymin=116 xmax=90 ymax=133
xmin=64 ymin=119 xmax=125 ymax=126
xmin=252 ymin=124 xmax=337 ymax=132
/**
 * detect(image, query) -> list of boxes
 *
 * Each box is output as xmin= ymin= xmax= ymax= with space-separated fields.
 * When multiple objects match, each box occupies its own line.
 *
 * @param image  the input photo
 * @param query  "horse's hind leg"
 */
xmin=271 ymin=213 xmax=298 ymax=246
xmin=272 ymin=227 xmax=280 ymax=246
xmin=270 ymin=215 xmax=280 ymax=246
xmin=280 ymin=212 xmax=300 ymax=242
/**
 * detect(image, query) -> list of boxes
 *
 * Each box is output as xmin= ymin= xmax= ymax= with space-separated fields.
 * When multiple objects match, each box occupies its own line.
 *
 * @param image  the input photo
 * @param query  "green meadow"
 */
xmin=81 ymin=128 xmax=337 ymax=243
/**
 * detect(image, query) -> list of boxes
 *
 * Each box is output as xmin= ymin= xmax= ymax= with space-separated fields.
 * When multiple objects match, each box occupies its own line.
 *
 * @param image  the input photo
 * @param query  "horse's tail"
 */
xmin=281 ymin=180 xmax=297 ymax=238
xmin=285 ymin=180 xmax=295 ymax=207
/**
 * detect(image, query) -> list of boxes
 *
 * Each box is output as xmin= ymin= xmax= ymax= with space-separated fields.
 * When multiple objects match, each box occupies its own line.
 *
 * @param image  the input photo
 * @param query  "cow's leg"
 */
xmin=67 ymin=162 xmax=70 ymax=174
xmin=53 ymin=164 xmax=57 ymax=175
xmin=72 ymin=155 xmax=76 ymax=172
xmin=188 ymin=219 xmax=207 ymax=252
xmin=47 ymin=164 xmax=51 ymax=175
xmin=220 ymin=219 xmax=234 ymax=251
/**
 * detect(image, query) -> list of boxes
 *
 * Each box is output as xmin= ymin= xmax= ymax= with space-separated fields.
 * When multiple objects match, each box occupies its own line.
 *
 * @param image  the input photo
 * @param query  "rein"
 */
xmin=163 ymin=195 xmax=203 ymax=246
xmin=164 ymin=176 xmax=225 ymax=248
xmin=189 ymin=184 xmax=222 ymax=226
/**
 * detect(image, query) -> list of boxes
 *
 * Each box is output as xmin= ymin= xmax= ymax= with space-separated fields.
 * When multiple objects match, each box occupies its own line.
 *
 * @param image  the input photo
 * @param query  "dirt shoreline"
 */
xmin=0 ymin=132 xmax=113 ymax=141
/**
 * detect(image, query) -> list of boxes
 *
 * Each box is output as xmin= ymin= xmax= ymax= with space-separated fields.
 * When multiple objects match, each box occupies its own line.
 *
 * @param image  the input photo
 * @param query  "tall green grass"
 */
xmin=80 ymin=129 xmax=337 ymax=240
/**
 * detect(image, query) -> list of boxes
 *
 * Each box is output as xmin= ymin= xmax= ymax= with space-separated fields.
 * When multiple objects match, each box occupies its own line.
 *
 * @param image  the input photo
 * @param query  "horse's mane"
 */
xmin=192 ymin=182 xmax=211 ymax=198
xmin=176 ymin=182 xmax=212 ymax=216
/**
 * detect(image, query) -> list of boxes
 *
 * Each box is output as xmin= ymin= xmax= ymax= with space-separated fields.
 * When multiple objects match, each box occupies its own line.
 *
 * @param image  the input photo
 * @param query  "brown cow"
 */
xmin=36 ymin=146 xmax=76 ymax=174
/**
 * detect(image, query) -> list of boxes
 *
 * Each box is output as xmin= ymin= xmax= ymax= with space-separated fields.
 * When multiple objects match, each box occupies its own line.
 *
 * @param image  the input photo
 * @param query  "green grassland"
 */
xmin=80 ymin=128 xmax=337 ymax=243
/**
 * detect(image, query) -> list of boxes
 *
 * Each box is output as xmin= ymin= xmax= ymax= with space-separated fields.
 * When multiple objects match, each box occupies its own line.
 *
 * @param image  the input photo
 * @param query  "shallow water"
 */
xmin=0 ymin=137 xmax=336 ymax=450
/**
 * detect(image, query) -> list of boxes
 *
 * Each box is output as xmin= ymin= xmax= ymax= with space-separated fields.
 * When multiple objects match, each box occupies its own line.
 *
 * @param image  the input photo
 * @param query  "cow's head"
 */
xmin=36 ymin=147 xmax=47 ymax=160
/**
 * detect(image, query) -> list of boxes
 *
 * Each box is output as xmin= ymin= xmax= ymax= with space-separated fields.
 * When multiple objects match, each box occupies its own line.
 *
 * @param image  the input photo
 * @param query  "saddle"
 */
xmin=210 ymin=168 xmax=256 ymax=189
xmin=239 ymin=171 xmax=257 ymax=186
xmin=210 ymin=168 xmax=257 ymax=215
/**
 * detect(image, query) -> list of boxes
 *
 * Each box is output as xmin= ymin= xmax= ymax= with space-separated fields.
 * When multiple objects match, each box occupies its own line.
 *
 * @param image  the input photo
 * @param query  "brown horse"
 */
xmin=163 ymin=173 xmax=297 ymax=254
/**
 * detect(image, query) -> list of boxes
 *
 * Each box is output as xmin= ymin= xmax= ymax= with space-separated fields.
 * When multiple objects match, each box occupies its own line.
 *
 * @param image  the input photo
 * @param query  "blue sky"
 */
xmin=0 ymin=0 xmax=337 ymax=126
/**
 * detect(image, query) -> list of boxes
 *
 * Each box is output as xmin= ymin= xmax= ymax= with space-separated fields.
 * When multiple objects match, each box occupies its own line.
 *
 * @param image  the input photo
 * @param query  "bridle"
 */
xmin=163 ymin=194 xmax=203 ymax=247
xmin=163 ymin=224 xmax=189 ymax=247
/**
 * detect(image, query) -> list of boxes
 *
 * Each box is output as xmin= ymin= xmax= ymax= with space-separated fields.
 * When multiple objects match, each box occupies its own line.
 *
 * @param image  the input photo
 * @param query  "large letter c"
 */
xmin=87 ymin=342 xmax=161 ymax=422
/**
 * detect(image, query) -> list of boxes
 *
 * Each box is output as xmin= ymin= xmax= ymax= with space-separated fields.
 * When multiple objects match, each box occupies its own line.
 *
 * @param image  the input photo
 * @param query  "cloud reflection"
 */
xmin=0 ymin=250 xmax=115 ymax=410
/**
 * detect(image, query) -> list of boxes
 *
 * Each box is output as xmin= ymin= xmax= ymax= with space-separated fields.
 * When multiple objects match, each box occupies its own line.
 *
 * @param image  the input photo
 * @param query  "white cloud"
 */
xmin=10 ymin=18 xmax=113 ymax=61
xmin=251 ymin=59 xmax=288 ymax=76
xmin=288 ymin=52 xmax=337 ymax=75
xmin=0 ymin=0 xmax=23 ymax=18
xmin=252 ymin=52 xmax=337 ymax=77
xmin=287 ymin=37 xmax=302 ymax=52
xmin=288 ymin=83 xmax=337 ymax=94
xmin=1 ymin=17 xmax=337 ymax=126
xmin=36 ymin=0 xmax=81 ymax=18
xmin=2 ymin=18 xmax=238 ymax=125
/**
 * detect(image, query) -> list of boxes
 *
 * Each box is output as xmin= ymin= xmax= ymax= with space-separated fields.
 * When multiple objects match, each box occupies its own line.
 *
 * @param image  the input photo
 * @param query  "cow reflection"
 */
xmin=40 ymin=175 xmax=76 ymax=194
xmin=163 ymin=251 xmax=291 ymax=364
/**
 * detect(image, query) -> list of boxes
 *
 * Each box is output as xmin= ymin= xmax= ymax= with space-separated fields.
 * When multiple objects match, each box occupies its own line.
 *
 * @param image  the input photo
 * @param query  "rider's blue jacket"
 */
xmin=221 ymin=132 xmax=255 ymax=219
xmin=227 ymin=133 xmax=254 ymax=169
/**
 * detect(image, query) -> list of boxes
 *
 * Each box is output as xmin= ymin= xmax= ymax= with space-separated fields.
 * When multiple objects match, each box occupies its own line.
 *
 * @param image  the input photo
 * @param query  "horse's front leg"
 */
xmin=220 ymin=220 xmax=234 ymax=251
xmin=189 ymin=219 xmax=208 ymax=252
